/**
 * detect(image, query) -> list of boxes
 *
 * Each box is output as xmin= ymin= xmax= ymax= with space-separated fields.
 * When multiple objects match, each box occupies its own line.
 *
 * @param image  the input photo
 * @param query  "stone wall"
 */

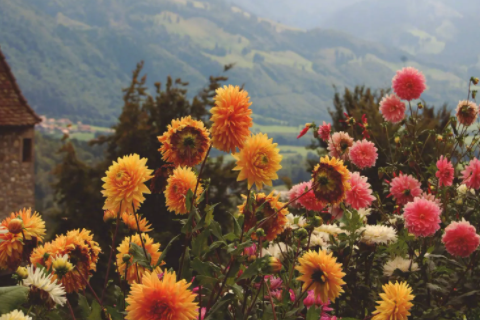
xmin=0 ymin=126 xmax=35 ymax=220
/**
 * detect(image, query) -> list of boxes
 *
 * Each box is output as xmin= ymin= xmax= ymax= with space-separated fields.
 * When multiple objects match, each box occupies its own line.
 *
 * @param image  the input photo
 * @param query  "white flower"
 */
xmin=383 ymin=256 xmax=419 ymax=276
xmin=262 ymin=242 xmax=291 ymax=261
xmin=387 ymin=215 xmax=404 ymax=225
xmin=357 ymin=208 xmax=371 ymax=222
xmin=0 ymin=310 xmax=32 ymax=320
xmin=307 ymin=233 xmax=326 ymax=248
xmin=457 ymin=184 xmax=475 ymax=196
xmin=286 ymin=214 xmax=307 ymax=230
xmin=315 ymin=224 xmax=343 ymax=236
xmin=359 ymin=225 xmax=397 ymax=245
xmin=22 ymin=265 xmax=67 ymax=306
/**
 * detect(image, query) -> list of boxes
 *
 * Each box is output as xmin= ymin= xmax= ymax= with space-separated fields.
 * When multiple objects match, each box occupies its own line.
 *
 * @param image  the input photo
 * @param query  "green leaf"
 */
xmin=87 ymin=300 xmax=103 ymax=320
xmin=106 ymin=306 xmax=125 ymax=320
xmin=306 ymin=305 xmax=321 ymax=320
xmin=77 ymin=293 xmax=91 ymax=319
xmin=238 ymin=257 xmax=268 ymax=280
xmin=223 ymin=232 xmax=238 ymax=242
xmin=179 ymin=247 xmax=192 ymax=280
xmin=185 ymin=189 xmax=194 ymax=212
xmin=191 ymin=258 xmax=214 ymax=277
xmin=192 ymin=229 xmax=210 ymax=257
xmin=0 ymin=286 xmax=29 ymax=314
xmin=204 ymin=295 xmax=232 ymax=320
xmin=195 ymin=275 xmax=219 ymax=289
xmin=155 ymin=234 xmax=180 ymax=268
xmin=209 ymin=221 xmax=224 ymax=240
xmin=205 ymin=203 xmax=219 ymax=226
xmin=129 ymin=242 xmax=151 ymax=269
xmin=231 ymin=213 xmax=243 ymax=237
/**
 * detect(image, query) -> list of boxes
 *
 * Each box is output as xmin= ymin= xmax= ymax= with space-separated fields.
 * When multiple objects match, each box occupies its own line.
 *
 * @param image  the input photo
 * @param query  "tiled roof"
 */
xmin=0 ymin=46 xmax=41 ymax=126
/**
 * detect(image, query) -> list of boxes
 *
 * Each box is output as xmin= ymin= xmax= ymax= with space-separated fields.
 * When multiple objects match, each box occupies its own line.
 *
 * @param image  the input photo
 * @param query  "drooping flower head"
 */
xmin=311 ymin=156 xmax=351 ymax=205
xmin=345 ymin=172 xmax=375 ymax=210
xmin=383 ymin=257 xmax=419 ymax=277
xmin=158 ymin=116 xmax=211 ymax=167
xmin=210 ymin=85 xmax=253 ymax=153
xmin=121 ymin=212 xmax=152 ymax=232
xmin=379 ymin=94 xmax=406 ymax=123
xmin=102 ymin=154 xmax=154 ymax=214
xmin=442 ymin=219 xmax=480 ymax=257
xmin=117 ymin=233 xmax=163 ymax=284
xmin=52 ymin=254 xmax=74 ymax=279
xmin=103 ymin=210 xmax=116 ymax=223
xmin=164 ymin=167 xmax=203 ymax=215
xmin=238 ymin=192 xmax=289 ymax=241
xmin=389 ymin=173 xmax=422 ymax=205
xmin=436 ymin=156 xmax=454 ymax=187
xmin=126 ymin=269 xmax=198 ymax=320
xmin=0 ymin=208 xmax=46 ymax=271
xmin=327 ymin=132 xmax=353 ymax=161
xmin=233 ymin=133 xmax=282 ymax=190
xmin=372 ymin=281 xmax=414 ymax=320
xmin=296 ymin=250 xmax=346 ymax=303
xmin=0 ymin=310 xmax=32 ymax=320
xmin=461 ymin=158 xmax=480 ymax=190
xmin=149 ymin=164 xmax=175 ymax=194
xmin=359 ymin=225 xmax=397 ymax=245
xmin=392 ymin=67 xmax=426 ymax=101
xmin=456 ymin=100 xmax=478 ymax=126
xmin=30 ymin=229 xmax=101 ymax=293
xmin=349 ymin=140 xmax=378 ymax=169
xmin=318 ymin=122 xmax=332 ymax=141
xmin=22 ymin=265 xmax=67 ymax=308
xmin=403 ymin=198 xmax=441 ymax=237
xmin=291 ymin=181 xmax=325 ymax=211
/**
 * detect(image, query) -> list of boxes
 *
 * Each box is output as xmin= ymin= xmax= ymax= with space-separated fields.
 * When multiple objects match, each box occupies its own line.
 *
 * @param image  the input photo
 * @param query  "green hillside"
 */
xmin=0 ymin=0 xmax=467 ymax=127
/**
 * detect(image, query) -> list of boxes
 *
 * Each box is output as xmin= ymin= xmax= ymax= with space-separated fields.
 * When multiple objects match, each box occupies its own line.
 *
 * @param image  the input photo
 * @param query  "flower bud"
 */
xmin=437 ymin=135 xmax=443 ymax=141
xmin=311 ymin=216 xmax=323 ymax=227
xmin=417 ymin=102 xmax=423 ymax=109
xmin=43 ymin=252 xmax=50 ymax=261
xmin=8 ymin=218 xmax=23 ymax=234
xmin=15 ymin=266 xmax=28 ymax=280
xmin=456 ymin=198 xmax=463 ymax=205
xmin=295 ymin=228 xmax=308 ymax=239
xmin=122 ymin=254 xmax=132 ymax=263
xmin=255 ymin=228 xmax=266 ymax=238
xmin=266 ymin=257 xmax=282 ymax=273
xmin=471 ymin=77 xmax=479 ymax=85
xmin=473 ymin=90 xmax=477 ymax=100
xmin=52 ymin=255 xmax=74 ymax=278
xmin=394 ymin=136 xmax=400 ymax=144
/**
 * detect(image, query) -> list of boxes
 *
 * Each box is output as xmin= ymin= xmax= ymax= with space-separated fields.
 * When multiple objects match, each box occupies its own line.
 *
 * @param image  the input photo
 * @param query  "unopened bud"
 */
xmin=122 ymin=254 xmax=132 ymax=263
xmin=266 ymin=257 xmax=282 ymax=273
xmin=8 ymin=218 xmax=23 ymax=234
xmin=471 ymin=77 xmax=479 ymax=85
xmin=473 ymin=90 xmax=477 ymax=100
xmin=255 ymin=228 xmax=266 ymax=238
xmin=15 ymin=266 xmax=28 ymax=280
xmin=456 ymin=198 xmax=463 ymax=205
xmin=394 ymin=136 xmax=400 ymax=144
xmin=417 ymin=102 xmax=423 ymax=109
xmin=437 ymin=135 xmax=443 ymax=141
xmin=295 ymin=228 xmax=308 ymax=239
xmin=43 ymin=252 xmax=51 ymax=261
xmin=312 ymin=216 xmax=323 ymax=227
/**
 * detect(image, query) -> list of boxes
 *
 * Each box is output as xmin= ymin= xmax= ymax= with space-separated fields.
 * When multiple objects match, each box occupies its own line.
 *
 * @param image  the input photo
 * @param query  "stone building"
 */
xmin=0 ymin=47 xmax=42 ymax=219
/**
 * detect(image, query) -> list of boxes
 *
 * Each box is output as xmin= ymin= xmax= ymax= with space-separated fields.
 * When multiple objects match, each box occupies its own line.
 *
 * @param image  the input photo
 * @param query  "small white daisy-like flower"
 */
xmin=387 ymin=214 xmax=404 ymax=226
xmin=22 ymin=265 xmax=67 ymax=306
xmin=285 ymin=214 xmax=307 ymax=230
xmin=261 ymin=242 xmax=291 ymax=261
xmin=359 ymin=225 xmax=397 ymax=245
xmin=357 ymin=208 xmax=371 ymax=222
xmin=0 ymin=310 xmax=32 ymax=320
xmin=315 ymin=223 xmax=344 ymax=236
xmin=308 ymin=233 xmax=326 ymax=248
xmin=383 ymin=256 xmax=419 ymax=276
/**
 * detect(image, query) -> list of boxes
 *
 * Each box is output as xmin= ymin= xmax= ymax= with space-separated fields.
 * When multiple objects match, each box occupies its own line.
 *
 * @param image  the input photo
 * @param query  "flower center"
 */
xmin=183 ymin=136 xmax=196 ymax=148
xmin=340 ymin=141 xmax=349 ymax=151
xmin=116 ymin=171 xmax=124 ymax=180
xmin=254 ymin=153 xmax=269 ymax=169
xmin=318 ymin=176 xmax=329 ymax=186
xmin=150 ymin=302 xmax=172 ymax=319
xmin=311 ymin=269 xmax=326 ymax=284
xmin=403 ymin=189 xmax=411 ymax=196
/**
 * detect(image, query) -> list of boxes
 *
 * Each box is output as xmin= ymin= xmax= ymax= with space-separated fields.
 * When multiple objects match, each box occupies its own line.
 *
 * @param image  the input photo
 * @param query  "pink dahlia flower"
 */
xmin=349 ymin=139 xmax=378 ymax=169
xmin=461 ymin=158 xmax=480 ymax=190
xmin=419 ymin=192 xmax=442 ymax=208
xmin=436 ymin=156 xmax=454 ymax=187
xmin=392 ymin=67 xmax=426 ymax=101
xmin=389 ymin=174 xmax=422 ymax=205
xmin=289 ymin=289 xmax=295 ymax=302
xmin=403 ymin=198 xmax=441 ymax=237
xmin=318 ymin=121 xmax=332 ymax=141
xmin=328 ymin=131 xmax=353 ymax=161
xmin=303 ymin=290 xmax=334 ymax=312
xmin=442 ymin=219 xmax=480 ymax=257
xmin=379 ymin=94 xmax=406 ymax=123
xmin=456 ymin=100 xmax=478 ymax=126
xmin=345 ymin=172 xmax=376 ymax=210
xmin=290 ymin=182 xmax=324 ymax=211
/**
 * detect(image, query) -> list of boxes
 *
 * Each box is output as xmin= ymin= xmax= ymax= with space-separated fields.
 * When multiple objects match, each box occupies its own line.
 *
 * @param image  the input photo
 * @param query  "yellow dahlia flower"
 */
xmin=233 ymin=133 xmax=282 ymax=190
xmin=0 ymin=208 xmax=46 ymax=271
xmin=164 ymin=166 xmax=203 ymax=215
xmin=296 ymin=250 xmax=346 ymax=302
xmin=102 ymin=154 xmax=154 ymax=214
xmin=372 ymin=281 xmax=414 ymax=320
xmin=237 ymin=192 xmax=289 ymax=241
xmin=116 ymin=233 xmax=163 ymax=284
xmin=210 ymin=85 xmax=253 ymax=153
xmin=311 ymin=156 xmax=350 ymax=205
xmin=126 ymin=269 xmax=198 ymax=320
xmin=158 ymin=116 xmax=211 ymax=167
xmin=121 ymin=212 xmax=152 ymax=232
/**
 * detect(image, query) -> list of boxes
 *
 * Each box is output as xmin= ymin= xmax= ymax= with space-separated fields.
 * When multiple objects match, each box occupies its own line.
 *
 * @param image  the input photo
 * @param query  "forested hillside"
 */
xmin=0 ymin=0 xmax=466 ymax=126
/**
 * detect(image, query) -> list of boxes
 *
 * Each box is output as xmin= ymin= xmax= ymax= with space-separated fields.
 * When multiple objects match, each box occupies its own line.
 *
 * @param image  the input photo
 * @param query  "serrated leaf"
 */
xmin=238 ymin=257 xmax=268 ymax=280
xmin=185 ymin=189 xmax=194 ymax=212
xmin=192 ymin=229 xmax=210 ymax=257
xmin=106 ymin=306 xmax=125 ymax=320
xmin=87 ymin=300 xmax=103 ymax=320
xmin=204 ymin=295 xmax=232 ymax=320
xmin=196 ymin=275 xmax=219 ymax=289
xmin=306 ymin=305 xmax=321 ymax=320
xmin=77 ymin=293 xmax=91 ymax=319
xmin=209 ymin=221 xmax=223 ymax=240
xmin=191 ymin=258 xmax=214 ymax=277
xmin=205 ymin=203 xmax=219 ymax=227
xmin=0 ymin=286 xmax=29 ymax=314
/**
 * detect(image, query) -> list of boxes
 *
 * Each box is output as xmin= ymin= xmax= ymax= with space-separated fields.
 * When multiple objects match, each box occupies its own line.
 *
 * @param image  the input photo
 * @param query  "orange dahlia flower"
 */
xmin=164 ymin=167 xmax=203 ymax=215
xmin=126 ymin=269 xmax=198 ymax=320
xmin=103 ymin=210 xmax=117 ymax=223
xmin=311 ymin=156 xmax=351 ymax=205
xmin=372 ymin=281 xmax=414 ymax=320
xmin=116 ymin=233 xmax=163 ymax=284
xmin=210 ymin=85 xmax=253 ymax=153
xmin=121 ymin=212 xmax=152 ymax=232
xmin=296 ymin=250 xmax=346 ymax=303
xmin=238 ymin=192 xmax=289 ymax=241
xmin=30 ymin=229 xmax=101 ymax=293
xmin=102 ymin=154 xmax=154 ymax=215
xmin=158 ymin=116 xmax=211 ymax=167
xmin=0 ymin=208 xmax=46 ymax=271
xmin=233 ymin=133 xmax=282 ymax=190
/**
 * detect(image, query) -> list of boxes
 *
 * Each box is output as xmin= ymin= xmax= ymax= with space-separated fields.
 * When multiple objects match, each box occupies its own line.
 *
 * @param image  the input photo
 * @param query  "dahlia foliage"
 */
xmin=2 ymin=69 xmax=480 ymax=320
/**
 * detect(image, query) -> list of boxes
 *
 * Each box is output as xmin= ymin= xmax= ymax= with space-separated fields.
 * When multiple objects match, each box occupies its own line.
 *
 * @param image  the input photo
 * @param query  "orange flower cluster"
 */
xmin=30 ymin=229 xmax=101 ymax=293
xmin=0 ymin=208 xmax=46 ymax=271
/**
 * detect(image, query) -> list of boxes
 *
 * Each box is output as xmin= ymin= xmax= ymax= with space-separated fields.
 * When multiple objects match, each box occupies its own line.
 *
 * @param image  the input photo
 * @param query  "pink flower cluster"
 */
xmin=462 ymin=158 xmax=480 ymax=190
xmin=442 ymin=219 xmax=480 ymax=257
xmin=345 ymin=172 xmax=375 ymax=210
xmin=403 ymin=198 xmax=441 ymax=237
xmin=289 ymin=181 xmax=325 ymax=211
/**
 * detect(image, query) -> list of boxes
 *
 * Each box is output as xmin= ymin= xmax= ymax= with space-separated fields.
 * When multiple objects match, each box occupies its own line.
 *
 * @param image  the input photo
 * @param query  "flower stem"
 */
xmin=101 ymin=207 xmax=121 ymax=303
xmin=67 ymin=298 xmax=77 ymax=320
xmin=133 ymin=213 xmax=148 ymax=259
xmin=264 ymin=278 xmax=278 ymax=320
